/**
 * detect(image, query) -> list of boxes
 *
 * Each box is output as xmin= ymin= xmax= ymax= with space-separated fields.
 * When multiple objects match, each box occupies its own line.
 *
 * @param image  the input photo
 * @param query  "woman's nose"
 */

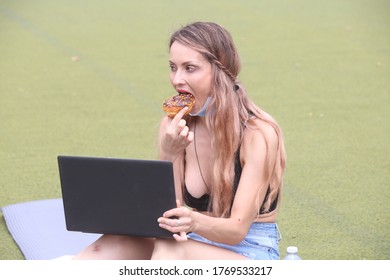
xmin=171 ymin=70 xmax=185 ymax=86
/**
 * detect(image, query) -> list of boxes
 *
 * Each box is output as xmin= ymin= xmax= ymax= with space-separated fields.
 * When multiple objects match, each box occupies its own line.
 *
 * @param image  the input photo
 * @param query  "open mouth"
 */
xmin=176 ymin=89 xmax=193 ymax=96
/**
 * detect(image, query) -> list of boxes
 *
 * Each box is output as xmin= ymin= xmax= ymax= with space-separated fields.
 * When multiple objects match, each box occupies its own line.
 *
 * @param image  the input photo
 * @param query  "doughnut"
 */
xmin=162 ymin=92 xmax=195 ymax=118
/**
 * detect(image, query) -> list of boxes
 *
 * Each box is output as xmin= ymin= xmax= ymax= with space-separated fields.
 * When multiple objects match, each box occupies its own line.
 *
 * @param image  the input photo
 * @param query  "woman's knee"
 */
xmin=151 ymin=239 xmax=185 ymax=260
xmin=74 ymin=235 xmax=154 ymax=259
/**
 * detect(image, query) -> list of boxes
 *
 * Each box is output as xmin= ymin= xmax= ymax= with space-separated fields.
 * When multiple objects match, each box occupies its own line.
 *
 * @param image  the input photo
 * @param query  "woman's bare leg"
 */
xmin=151 ymin=238 xmax=247 ymax=260
xmin=72 ymin=234 xmax=154 ymax=260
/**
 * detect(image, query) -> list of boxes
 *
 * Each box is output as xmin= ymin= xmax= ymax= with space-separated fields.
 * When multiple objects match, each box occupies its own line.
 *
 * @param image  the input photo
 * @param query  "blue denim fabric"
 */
xmin=187 ymin=222 xmax=281 ymax=260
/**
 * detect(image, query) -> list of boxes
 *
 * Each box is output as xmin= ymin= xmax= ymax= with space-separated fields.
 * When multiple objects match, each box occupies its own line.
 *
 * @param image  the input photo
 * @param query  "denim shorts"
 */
xmin=187 ymin=223 xmax=281 ymax=260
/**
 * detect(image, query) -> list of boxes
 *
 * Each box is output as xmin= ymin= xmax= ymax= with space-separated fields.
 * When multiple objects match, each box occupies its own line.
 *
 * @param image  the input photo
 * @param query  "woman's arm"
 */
xmin=160 ymin=120 xmax=279 ymax=245
xmin=158 ymin=108 xmax=194 ymax=207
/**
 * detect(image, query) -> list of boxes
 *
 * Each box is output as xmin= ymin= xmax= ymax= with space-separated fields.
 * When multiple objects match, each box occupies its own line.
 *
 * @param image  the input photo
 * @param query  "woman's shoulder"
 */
xmin=240 ymin=117 xmax=279 ymax=162
xmin=244 ymin=117 xmax=279 ymax=144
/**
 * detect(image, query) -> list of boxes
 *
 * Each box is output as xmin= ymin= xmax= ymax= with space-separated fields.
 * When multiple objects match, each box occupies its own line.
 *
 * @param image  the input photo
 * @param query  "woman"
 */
xmin=73 ymin=22 xmax=286 ymax=260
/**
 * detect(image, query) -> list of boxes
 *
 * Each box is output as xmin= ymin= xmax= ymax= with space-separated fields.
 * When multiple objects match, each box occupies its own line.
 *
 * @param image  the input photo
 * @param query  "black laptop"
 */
xmin=57 ymin=155 xmax=177 ymax=238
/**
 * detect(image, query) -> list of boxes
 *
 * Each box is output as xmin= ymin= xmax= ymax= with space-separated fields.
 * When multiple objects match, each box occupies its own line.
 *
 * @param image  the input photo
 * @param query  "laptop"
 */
xmin=57 ymin=155 xmax=177 ymax=238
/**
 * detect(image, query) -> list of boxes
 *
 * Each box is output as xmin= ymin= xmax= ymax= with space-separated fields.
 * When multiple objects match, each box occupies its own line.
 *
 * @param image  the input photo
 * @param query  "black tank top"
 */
xmin=184 ymin=150 xmax=278 ymax=213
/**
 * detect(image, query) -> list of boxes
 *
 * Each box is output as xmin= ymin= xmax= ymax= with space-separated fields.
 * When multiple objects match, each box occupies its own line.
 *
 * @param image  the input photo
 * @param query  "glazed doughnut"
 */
xmin=162 ymin=92 xmax=195 ymax=118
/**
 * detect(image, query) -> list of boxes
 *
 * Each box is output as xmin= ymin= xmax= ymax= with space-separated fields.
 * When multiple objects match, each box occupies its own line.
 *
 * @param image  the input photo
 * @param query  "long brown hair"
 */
xmin=169 ymin=22 xmax=286 ymax=217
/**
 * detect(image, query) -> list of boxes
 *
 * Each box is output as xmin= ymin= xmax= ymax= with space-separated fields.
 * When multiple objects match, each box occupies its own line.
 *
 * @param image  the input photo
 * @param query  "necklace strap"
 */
xmin=193 ymin=118 xmax=210 ymax=191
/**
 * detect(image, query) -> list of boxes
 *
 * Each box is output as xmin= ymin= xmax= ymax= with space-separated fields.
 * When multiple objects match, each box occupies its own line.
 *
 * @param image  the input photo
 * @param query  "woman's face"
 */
xmin=169 ymin=41 xmax=212 ymax=113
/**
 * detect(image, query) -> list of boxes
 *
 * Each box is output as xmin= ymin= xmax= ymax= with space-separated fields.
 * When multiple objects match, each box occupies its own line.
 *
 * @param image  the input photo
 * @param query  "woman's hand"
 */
xmin=157 ymin=200 xmax=194 ymax=242
xmin=159 ymin=107 xmax=194 ymax=161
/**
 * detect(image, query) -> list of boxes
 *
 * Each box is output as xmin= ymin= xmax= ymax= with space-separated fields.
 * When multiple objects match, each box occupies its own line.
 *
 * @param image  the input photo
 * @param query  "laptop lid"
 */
xmin=58 ymin=155 xmax=176 ymax=238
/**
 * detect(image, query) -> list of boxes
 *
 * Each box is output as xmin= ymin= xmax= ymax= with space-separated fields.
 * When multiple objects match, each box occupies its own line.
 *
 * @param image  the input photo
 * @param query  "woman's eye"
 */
xmin=186 ymin=65 xmax=196 ymax=72
xmin=169 ymin=65 xmax=176 ymax=72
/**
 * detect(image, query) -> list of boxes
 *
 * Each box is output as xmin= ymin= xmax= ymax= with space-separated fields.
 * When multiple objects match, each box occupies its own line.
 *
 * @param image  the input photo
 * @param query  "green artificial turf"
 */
xmin=0 ymin=0 xmax=389 ymax=260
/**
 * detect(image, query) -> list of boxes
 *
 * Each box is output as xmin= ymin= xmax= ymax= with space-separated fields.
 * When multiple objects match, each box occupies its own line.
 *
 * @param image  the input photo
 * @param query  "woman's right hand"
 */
xmin=159 ymin=107 xmax=194 ymax=160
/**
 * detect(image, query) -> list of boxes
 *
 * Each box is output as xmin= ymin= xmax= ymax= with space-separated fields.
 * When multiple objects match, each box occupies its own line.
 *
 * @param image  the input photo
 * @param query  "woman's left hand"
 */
xmin=157 ymin=200 xmax=194 ymax=242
